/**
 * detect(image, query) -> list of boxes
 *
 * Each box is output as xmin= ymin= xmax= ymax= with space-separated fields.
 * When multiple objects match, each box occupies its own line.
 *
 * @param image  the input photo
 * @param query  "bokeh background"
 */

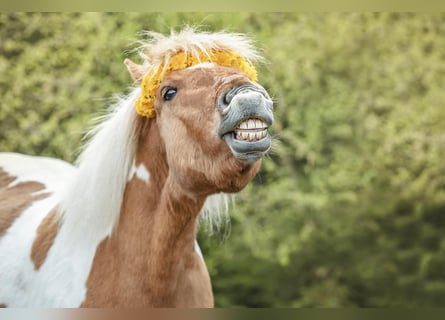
xmin=1 ymin=12 xmax=445 ymax=307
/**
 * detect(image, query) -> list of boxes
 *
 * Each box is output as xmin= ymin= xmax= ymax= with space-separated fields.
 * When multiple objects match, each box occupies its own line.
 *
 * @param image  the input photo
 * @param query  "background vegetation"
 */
xmin=1 ymin=13 xmax=445 ymax=307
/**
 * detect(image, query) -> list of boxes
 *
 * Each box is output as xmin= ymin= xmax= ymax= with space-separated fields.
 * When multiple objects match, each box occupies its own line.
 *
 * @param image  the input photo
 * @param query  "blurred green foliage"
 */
xmin=1 ymin=13 xmax=445 ymax=307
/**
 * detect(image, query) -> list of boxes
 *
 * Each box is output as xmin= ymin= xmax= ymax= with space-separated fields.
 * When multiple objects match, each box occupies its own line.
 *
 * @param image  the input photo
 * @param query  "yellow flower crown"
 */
xmin=135 ymin=50 xmax=258 ymax=118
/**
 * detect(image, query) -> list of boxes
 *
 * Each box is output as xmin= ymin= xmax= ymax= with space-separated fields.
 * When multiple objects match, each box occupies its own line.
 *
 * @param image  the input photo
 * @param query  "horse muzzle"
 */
xmin=218 ymin=83 xmax=274 ymax=164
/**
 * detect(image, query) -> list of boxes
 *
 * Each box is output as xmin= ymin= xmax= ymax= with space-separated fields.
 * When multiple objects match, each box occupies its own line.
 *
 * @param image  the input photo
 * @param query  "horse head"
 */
xmin=126 ymin=30 xmax=274 ymax=196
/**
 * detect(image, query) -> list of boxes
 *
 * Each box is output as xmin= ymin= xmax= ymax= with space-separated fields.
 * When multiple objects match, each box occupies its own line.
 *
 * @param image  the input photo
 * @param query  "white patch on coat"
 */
xmin=0 ymin=153 xmax=75 ymax=193
xmin=128 ymin=161 xmax=150 ymax=184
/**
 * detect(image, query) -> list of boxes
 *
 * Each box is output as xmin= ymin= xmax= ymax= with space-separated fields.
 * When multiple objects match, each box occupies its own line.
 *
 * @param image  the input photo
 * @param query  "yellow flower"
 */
xmin=135 ymin=50 xmax=258 ymax=118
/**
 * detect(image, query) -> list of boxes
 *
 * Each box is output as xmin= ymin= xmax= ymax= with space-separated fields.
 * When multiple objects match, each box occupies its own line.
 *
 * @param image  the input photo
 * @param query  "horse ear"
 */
xmin=124 ymin=58 xmax=144 ymax=83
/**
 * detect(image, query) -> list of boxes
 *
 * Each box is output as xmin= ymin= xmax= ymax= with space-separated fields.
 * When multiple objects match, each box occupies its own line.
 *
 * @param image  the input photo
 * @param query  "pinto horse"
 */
xmin=0 ymin=29 xmax=273 ymax=307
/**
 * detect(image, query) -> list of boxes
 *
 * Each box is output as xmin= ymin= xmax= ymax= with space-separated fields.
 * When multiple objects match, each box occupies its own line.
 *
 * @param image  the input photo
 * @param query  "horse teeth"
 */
xmin=237 ymin=119 xmax=267 ymax=130
xmin=234 ymin=119 xmax=268 ymax=141
xmin=234 ymin=130 xmax=267 ymax=141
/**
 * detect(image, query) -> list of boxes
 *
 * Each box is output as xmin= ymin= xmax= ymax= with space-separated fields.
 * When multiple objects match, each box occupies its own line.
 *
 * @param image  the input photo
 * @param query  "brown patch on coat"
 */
xmin=31 ymin=208 xmax=60 ymax=270
xmin=0 ymin=168 xmax=51 ymax=238
xmin=0 ymin=304 xmax=6 ymax=308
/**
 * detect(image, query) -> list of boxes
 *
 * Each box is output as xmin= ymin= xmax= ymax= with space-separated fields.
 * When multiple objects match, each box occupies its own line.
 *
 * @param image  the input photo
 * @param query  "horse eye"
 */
xmin=163 ymin=87 xmax=177 ymax=101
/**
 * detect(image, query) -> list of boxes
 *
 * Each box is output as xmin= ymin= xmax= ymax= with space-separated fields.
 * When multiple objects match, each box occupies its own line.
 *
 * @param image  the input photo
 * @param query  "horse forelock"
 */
xmin=135 ymin=27 xmax=264 ymax=81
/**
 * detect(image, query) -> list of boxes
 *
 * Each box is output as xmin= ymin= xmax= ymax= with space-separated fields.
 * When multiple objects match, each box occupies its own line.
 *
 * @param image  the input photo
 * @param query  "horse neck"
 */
xmin=116 ymin=119 xmax=205 ymax=263
xmin=80 ymin=120 xmax=211 ymax=307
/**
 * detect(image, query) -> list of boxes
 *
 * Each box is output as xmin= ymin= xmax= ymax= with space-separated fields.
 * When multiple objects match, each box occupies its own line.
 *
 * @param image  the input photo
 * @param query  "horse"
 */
xmin=0 ymin=28 xmax=274 ymax=307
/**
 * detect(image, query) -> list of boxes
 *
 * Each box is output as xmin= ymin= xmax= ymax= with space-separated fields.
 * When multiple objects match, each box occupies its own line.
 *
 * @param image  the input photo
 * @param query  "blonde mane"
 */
xmin=59 ymin=90 xmax=140 ymax=241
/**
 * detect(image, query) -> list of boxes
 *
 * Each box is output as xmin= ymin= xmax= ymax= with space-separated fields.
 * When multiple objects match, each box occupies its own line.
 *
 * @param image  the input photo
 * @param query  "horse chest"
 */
xmin=81 ymin=238 xmax=213 ymax=307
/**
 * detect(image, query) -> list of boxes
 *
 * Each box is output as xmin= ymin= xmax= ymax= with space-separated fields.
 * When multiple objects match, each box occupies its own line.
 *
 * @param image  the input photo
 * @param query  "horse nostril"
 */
xmin=218 ymin=89 xmax=235 ymax=114
xmin=219 ymin=84 xmax=248 ymax=111
xmin=221 ymin=90 xmax=233 ymax=106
